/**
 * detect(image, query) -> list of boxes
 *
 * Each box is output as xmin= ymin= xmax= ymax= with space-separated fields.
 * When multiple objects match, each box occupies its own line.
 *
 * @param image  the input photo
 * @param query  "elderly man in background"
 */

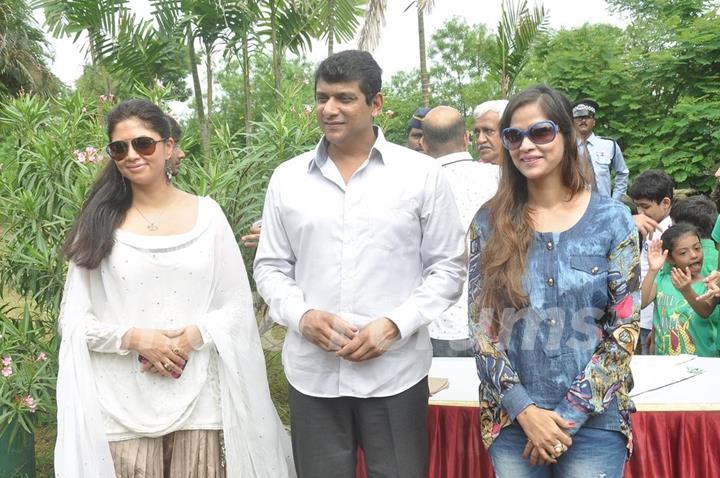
xmin=420 ymin=105 xmax=499 ymax=357
xmin=472 ymin=99 xmax=508 ymax=165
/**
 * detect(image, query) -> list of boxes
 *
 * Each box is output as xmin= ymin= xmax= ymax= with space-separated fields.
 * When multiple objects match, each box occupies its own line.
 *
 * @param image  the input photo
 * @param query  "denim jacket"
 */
xmin=468 ymin=193 xmax=640 ymax=452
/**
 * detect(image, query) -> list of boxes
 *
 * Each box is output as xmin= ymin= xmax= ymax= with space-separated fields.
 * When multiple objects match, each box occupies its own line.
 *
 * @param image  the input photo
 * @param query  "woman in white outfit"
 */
xmin=54 ymin=99 xmax=293 ymax=478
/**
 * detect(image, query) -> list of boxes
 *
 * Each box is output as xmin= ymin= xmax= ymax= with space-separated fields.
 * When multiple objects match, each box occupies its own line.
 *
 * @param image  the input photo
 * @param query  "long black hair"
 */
xmin=62 ymin=99 xmax=171 ymax=269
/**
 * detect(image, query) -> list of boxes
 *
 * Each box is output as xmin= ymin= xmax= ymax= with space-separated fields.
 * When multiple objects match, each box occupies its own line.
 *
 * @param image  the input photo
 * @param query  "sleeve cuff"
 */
xmin=116 ymin=325 xmax=132 ymax=356
xmin=554 ymin=399 xmax=589 ymax=436
xmin=193 ymin=323 xmax=213 ymax=351
xmin=501 ymin=384 xmax=535 ymax=421
xmin=386 ymin=301 xmax=423 ymax=339
xmin=284 ymin=299 xmax=313 ymax=334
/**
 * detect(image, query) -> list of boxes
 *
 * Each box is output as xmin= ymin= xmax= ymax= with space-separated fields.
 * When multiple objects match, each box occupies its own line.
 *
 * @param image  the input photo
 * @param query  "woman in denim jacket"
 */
xmin=468 ymin=85 xmax=640 ymax=477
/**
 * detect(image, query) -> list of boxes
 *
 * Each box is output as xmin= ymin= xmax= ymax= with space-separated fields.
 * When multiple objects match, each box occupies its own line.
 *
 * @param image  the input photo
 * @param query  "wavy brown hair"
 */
xmin=479 ymin=85 xmax=593 ymax=332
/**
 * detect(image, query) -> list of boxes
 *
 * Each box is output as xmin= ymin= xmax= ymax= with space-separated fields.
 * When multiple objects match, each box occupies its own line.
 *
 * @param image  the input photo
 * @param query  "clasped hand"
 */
xmin=123 ymin=326 xmax=202 ymax=378
xmin=517 ymin=405 xmax=574 ymax=466
xmin=299 ymin=309 xmax=399 ymax=362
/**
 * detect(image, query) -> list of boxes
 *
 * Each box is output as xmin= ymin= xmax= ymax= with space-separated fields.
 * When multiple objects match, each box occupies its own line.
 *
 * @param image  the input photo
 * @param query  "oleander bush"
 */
xmin=0 ymin=83 xmax=321 ymax=473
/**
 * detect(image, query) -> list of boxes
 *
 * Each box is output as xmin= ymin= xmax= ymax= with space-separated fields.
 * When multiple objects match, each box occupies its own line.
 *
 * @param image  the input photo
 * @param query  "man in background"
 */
xmin=421 ymin=105 xmax=499 ymax=357
xmin=406 ymin=106 xmax=431 ymax=152
xmin=472 ymin=100 xmax=508 ymax=165
xmin=573 ymin=98 xmax=629 ymax=200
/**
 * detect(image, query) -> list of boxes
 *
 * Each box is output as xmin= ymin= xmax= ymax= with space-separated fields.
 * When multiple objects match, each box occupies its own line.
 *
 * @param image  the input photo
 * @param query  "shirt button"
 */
xmin=549 ymin=319 xmax=557 ymax=325
xmin=546 ymin=241 xmax=553 ymax=251
xmin=591 ymin=266 xmax=599 ymax=274
xmin=547 ymin=277 xmax=555 ymax=287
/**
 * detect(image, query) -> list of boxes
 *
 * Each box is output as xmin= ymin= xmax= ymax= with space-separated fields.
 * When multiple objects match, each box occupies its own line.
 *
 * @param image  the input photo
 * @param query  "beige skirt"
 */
xmin=109 ymin=429 xmax=225 ymax=478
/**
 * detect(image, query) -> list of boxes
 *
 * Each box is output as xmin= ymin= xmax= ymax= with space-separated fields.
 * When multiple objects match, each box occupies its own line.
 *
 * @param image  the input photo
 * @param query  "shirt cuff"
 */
xmin=284 ymin=298 xmax=313 ymax=334
xmin=554 ymin=399 xmax=589 ymax=436
xmin=386 ymin=301 xmax=423 ymax=339
xmin=501 ymin=384 xmax=535 ymax=421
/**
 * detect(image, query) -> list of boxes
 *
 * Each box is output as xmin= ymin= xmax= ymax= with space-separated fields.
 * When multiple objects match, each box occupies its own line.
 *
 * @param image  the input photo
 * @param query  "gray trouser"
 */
xmin=288 ymin=376 xmax=429 ymax=478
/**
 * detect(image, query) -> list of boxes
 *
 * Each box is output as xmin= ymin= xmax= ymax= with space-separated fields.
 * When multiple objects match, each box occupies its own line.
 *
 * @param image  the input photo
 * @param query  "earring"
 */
xmin=164 ymin=159 xmax=173 ymax=182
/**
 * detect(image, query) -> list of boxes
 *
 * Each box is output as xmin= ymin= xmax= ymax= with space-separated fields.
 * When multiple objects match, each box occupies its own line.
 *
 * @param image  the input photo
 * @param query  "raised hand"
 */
xmin=633 ymin=214 xmax=659 ymax=239
xmin=647 ymin=239 xmax=668 ymax=272
xmin=698 ymin=271 xmax=720 ymax=302
xmin=670 ymin=267 xmax=693 ymax=293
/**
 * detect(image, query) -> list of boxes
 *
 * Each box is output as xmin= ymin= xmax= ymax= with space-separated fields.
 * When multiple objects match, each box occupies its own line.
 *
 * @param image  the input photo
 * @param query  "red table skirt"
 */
xmin=355 ymin=405 xmax=720 ymax=477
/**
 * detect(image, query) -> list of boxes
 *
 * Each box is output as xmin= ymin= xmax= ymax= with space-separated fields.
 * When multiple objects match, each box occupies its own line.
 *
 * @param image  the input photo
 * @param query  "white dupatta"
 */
xmin=55 ymin=198 xmax=294 ymax=477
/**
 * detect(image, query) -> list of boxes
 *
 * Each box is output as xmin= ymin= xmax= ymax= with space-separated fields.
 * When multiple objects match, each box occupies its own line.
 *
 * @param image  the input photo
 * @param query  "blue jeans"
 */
xmin=489 ymin=424 xmax=627 ymax=478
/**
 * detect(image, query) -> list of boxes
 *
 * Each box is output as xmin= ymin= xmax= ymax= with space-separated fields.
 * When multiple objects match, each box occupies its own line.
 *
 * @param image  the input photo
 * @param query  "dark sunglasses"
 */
xmin=106 ymin=136 xmax=168 ymax=161
xmin=501 ymin=120 xmax=558 ymax=151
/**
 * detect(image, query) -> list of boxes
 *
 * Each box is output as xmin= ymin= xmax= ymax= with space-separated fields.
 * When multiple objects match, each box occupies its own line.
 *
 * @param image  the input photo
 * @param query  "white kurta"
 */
xmin=54 ymin=196 xmax=294 ymax=477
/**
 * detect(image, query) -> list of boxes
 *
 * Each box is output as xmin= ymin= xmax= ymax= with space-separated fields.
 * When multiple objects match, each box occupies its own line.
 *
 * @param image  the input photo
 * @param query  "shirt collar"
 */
xmin=307 ymin=125 xmax=388 ymax=172
xmin=585 ymin=132 xmax=598 ymax=145
xmin=437 ymin=151 xmax=473 ymax=166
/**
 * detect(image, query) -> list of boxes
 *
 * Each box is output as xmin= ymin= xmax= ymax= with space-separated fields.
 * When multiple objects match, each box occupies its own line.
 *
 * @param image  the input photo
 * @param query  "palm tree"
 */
xmin=316 ymin=0 xmax=365 ymax=56
xmin=37 ymin=0 xmax=125 ymax=67
xmin=490 ymin=0 xmax=547 ymax=98
xmin=0 ymin=0 xmax=58 ymax=96
xmin=358 ymin=0 xmax=434 ymax=106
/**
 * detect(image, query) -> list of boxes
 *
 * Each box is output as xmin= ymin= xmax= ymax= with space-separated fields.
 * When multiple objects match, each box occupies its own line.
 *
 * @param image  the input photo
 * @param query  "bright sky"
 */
xmin=40 ymin=0 xmax=627 ymax=88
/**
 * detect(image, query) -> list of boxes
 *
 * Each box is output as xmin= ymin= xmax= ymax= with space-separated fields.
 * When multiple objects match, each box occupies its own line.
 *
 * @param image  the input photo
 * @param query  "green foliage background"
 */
xmin=1 ymin=0 xmax=719 ymax=473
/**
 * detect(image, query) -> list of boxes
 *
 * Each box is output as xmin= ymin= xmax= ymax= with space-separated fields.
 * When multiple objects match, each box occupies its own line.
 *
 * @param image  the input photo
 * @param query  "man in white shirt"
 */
xmin=253 ymin=50 xmax=466 ymax=478
xmin=420 ymin=106 xmax=499 ymax=357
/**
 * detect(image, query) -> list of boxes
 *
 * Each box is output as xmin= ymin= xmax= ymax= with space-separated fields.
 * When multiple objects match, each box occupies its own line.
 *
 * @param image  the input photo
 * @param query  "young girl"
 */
xmin=641 ymin=222 xmax=719 ymax=356
xmin=468 ymin=85 xmax=639 ymax=477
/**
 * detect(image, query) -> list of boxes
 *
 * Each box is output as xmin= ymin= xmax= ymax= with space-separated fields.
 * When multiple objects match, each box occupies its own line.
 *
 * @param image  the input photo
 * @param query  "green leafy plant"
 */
xmin=0 ymin=303 xmax=56 ymax=447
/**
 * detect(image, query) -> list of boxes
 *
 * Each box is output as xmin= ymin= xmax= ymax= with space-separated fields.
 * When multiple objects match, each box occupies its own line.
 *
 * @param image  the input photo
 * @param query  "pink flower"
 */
xmin=155 ymin=78 xmax=164 ymax=88
xmin=302 ymin=104 xmax=313 ymax=114
xmin=1 ymin=366 xmax=11 ymax=377
xmin=2 ymin=356 xmax=11 ymax=366
xmin=36 ymin=352 xmax=47 ymax=362
xmin=385 ymin=110 xmax=396 ymax=118
xmin=22 ymin=395 xmax=37 ymax=412
xmin=303 ymin=78 xmax=309 ymax=85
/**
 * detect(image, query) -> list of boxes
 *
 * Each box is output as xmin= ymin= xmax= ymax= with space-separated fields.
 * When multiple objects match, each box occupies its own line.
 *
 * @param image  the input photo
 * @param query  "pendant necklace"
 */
xmin=134 ymin=196 xmax=176 ymax=231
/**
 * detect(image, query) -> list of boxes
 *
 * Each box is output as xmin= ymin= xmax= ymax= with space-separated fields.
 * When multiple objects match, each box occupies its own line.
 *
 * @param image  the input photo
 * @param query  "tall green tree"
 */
xmin=428 ymin=17 xmax=495 ymax=113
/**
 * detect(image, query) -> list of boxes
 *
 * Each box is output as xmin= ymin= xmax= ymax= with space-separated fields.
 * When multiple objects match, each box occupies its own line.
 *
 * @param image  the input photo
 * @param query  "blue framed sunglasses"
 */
xmin=501 ymin=120 xmax=558 ymax=151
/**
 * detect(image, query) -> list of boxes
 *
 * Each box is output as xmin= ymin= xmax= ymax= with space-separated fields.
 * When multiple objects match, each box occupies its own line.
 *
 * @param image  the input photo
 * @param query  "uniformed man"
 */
xmin=406 ymin=106 xmax=431 ymax=153
xmin=573 ymin=98 xmax=629 ymax=200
